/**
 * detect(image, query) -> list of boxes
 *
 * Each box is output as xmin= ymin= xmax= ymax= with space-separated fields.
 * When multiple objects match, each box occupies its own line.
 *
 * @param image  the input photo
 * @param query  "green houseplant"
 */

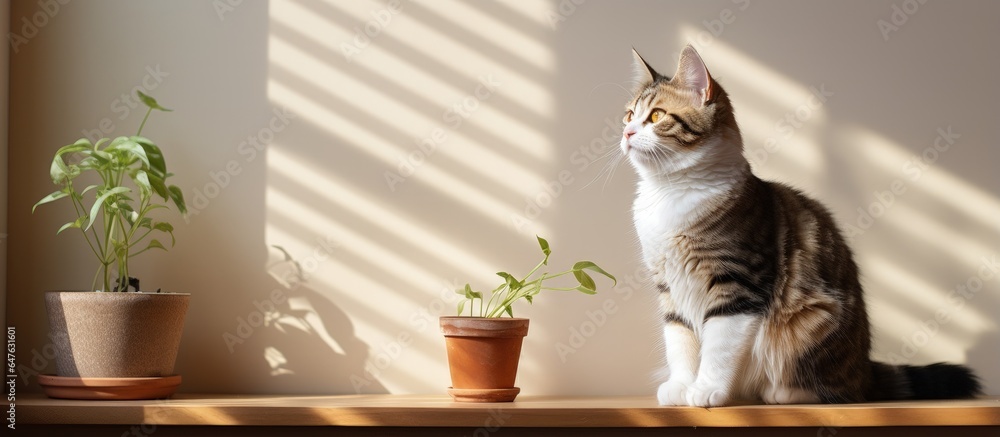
xmin=440 ymin=236 xmax=615 ymax=402
xmin=32 ymin=91 xmax=190 ymax=400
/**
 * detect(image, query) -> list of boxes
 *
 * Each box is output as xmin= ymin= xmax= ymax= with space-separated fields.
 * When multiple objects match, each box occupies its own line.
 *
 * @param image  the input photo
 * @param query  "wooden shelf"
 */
xmin=18 ymin=394 xmax=1000 ymax=427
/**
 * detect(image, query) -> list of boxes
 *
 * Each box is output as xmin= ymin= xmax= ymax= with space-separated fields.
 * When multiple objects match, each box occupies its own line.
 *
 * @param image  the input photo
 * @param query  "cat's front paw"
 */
xmin=657 ymin=379 xmax=692 ymax=406
xmin=685 ymin=380 xmax=731 ymax=407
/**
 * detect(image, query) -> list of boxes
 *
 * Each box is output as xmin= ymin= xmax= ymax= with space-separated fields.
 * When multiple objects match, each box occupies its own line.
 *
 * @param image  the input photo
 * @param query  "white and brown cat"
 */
xmin=622 ymin=45 xmax=980 ymax=406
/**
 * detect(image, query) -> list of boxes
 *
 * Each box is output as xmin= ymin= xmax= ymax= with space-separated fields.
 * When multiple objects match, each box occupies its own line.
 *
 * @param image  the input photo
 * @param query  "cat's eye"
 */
xmin=648 ymin=109 xmax=666 ymax=123
xmin=623 ymin=110 xmax=633 ymax=124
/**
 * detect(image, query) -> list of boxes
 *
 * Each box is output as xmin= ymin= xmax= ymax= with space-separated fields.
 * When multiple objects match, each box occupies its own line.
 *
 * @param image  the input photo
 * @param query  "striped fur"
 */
xmin=623 ymin=46 xmax=980 ymax=406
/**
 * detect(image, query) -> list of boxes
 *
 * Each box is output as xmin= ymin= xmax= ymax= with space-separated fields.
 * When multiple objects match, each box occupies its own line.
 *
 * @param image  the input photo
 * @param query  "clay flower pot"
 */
xmin=440 ymin=316 xmax=529 ymax=402
xmin=41 ymin=291 xmax=190 ymax=400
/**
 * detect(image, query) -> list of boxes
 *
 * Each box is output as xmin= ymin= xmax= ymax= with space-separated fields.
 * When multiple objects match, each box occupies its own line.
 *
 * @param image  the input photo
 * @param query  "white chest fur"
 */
xmin=632 ymin=167 xmax=746 ymax=329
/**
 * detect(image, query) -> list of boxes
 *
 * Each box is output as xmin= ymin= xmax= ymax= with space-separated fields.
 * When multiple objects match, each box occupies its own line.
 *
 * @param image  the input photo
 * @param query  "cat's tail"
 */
xmin=868 ymin=361 xmax=981 ymax=400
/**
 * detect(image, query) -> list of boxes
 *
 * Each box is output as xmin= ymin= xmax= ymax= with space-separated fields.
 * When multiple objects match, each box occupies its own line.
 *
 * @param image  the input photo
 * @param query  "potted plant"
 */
xmin=441 ymin=236 xmax=615 ymax=402
xmin=32 ymin=91 xmax=189 ymax=400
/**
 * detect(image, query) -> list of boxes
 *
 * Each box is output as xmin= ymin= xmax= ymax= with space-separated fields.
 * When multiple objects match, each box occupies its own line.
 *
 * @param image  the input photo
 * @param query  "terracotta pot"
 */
xmin=440 ymin=316 xmax=528 ymax=402
xmin=43 ymin=291 xmax=189 ymax=399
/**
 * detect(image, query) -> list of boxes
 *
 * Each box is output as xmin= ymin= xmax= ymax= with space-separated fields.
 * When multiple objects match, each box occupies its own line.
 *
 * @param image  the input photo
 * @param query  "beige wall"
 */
xmin=6 ymin=0 xmax=999 ymax=397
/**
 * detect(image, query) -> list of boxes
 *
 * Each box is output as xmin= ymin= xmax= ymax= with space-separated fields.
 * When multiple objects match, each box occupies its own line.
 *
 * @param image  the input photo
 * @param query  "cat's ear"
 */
xmin=631 ymin=48 xmax=657 ymax=85
xmin=672 ymin=45 xmax=716 ymax=106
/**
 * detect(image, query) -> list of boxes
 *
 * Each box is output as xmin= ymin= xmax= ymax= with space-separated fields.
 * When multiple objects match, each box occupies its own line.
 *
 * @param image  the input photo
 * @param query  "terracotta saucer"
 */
xmin=38 ymin=374 xmax=182 ymax=400
xmin=447 ymin=387 xmax=520 ymax=402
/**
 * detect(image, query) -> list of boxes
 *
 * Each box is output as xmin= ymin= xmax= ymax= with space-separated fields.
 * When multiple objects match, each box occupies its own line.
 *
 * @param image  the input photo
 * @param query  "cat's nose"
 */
xmin=624 ymin=128 xmax=636 ymax=140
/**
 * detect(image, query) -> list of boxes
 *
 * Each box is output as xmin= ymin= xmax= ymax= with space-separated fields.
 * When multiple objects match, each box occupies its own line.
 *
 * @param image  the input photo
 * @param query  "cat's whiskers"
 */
xmin=580 ymin=148 xmax=625 ymax=192
xmin=602 ymin=153 xmax=628 ymax=192
xmin=647 ymin=144 xmax=681 ymax=178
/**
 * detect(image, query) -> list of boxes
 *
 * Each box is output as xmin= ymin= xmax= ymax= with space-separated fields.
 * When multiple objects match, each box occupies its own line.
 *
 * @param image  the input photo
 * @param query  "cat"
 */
xmin=622 ymin=45 xmax=981 ymax=406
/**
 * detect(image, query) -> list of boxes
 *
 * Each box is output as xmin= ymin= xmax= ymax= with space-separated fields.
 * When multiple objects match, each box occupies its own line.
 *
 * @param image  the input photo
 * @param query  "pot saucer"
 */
xmin=447 ymin=387 xmax=520 ymax=402
xmin=38 ymin=374 xmax=182 ymax=400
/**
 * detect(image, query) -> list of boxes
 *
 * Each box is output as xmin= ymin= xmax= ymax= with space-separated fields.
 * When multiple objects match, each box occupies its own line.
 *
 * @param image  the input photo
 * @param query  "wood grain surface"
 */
xmin=17 ymin=394 xmax=1000 ymax=427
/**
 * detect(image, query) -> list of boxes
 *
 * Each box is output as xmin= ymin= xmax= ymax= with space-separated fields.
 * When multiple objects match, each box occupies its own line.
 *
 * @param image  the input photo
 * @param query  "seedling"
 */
xmin=457 ymin=236 xmax=616 ymax=317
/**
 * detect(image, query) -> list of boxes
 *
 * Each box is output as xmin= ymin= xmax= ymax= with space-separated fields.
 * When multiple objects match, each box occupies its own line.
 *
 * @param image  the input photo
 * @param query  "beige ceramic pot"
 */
xmin=42 ymin=291 xmax=189 ymax=399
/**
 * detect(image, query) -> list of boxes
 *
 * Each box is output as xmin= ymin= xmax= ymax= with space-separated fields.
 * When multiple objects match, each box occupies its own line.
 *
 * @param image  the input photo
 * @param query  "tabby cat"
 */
xmin=622 ymin=45 xmax=981 ymax=406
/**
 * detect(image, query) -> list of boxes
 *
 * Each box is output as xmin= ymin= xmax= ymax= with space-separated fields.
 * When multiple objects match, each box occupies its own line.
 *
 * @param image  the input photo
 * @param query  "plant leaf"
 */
xmin=133 ymin=170 xmax=152 ymax=197
xmin=503 ymin=305 xmax=513 ymax=318
xmin=496 ymin=271 xmax=522 ymax=290
xmin=153 ymin=222 xmax=176 ymax=246
xmin=48 ymin=139 xmax=94 ymax=183
xmin=56 ymin=216 xmax=87 ymax=234
xmin=145 ymin=239 xmax=167 ymax=252
xmin=153 ymin=222 xmax=174 ymax=233
xmin=573 ymin=261 xmax=617 ymax=286
xmin=461 ymin=283 xmax=482 ymax=300
xmin=32 ymin=190 xmax=69 ymax=213
xmin=137 ymin=90 xmax=173 ymax=112
xmin=54 ymin=141 xmax=92 ymax=159
xmin=86 ymin=186 xmax=130 ymax=231
xmin=574 ymin=269 xmax=596 ymax=293
xmin=107 ymin=136 xmax=130 ymax=148
xmin=457 ymin=300 xmax=467 ymax=316
xmin=536 ymin=235 xmax=551 ymax=265
xmin=148 ymin=172 xmax=169 ymax=199
xmin=92 ymin=149 xmax=112 ymax=162
xmin=49 ymin=155 xmax=71 ymax=184
xmin=116 ymin=201 xmax=136 ymax=224
xmin=168 ymin=185 xmax=187 ymax=214
xmin=78 ymin=156 xmax=102 ymax=170
xmin=106 ymin=138 xmax=150 ymax=169
xmin=134 ymin=136 xmax=167 ymax=176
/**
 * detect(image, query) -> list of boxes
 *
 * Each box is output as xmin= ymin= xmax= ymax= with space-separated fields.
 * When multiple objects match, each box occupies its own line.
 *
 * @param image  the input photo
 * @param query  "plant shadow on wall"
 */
xmin=245 ymin=246 xmax=387 ymax=393
xmin=195 ymin=230 xmax=386 ymax=394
